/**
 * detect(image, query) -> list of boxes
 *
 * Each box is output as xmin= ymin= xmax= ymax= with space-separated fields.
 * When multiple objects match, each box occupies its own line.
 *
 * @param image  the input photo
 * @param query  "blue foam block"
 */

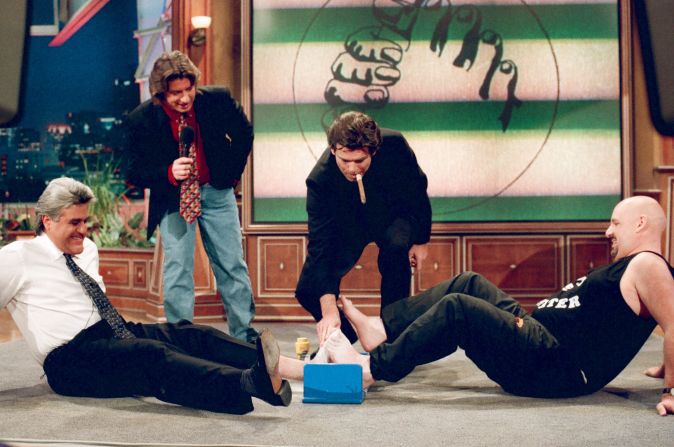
xmin=303 ymin=363 xmax=366 ymax=404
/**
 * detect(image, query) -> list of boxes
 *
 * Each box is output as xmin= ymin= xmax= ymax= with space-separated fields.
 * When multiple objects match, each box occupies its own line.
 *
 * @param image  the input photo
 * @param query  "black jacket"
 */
xmin=126 ymin=86 xmax=253 ymax=238
xmin=298 ymin=129 xmax=432 ymax=298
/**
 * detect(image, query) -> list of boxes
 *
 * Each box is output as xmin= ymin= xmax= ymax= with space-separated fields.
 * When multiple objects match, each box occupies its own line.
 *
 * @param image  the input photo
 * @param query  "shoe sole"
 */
xmin=259 ymin=329 xmax=280 ymax=377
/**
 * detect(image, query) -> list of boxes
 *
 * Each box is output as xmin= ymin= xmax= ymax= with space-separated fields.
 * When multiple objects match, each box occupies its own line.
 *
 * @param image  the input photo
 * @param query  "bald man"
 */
xmin=324 ymin=196 xmax=674 ymax=416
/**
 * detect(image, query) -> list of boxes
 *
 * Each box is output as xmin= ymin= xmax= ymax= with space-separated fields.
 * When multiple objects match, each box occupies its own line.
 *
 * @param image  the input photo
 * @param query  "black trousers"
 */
xmin=296 ymin=218 xmax=413 ymax=342
xmin=42 ymin=320 xmax=259 ymax=414
xmin=370 ymin=272 xmax=589 ymax=398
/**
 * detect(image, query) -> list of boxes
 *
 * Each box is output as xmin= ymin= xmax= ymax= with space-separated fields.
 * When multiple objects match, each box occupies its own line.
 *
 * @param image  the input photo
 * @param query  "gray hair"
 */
xmin=35 ymin=177 xmax=95 ymax=234
xmin=148 ymin=51 xmax=201 ymax=105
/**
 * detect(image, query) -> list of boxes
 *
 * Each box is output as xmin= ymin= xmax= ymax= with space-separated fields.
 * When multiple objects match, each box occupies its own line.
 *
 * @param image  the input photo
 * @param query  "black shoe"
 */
xmin=242 ymin=329 xmax=292 ymax=406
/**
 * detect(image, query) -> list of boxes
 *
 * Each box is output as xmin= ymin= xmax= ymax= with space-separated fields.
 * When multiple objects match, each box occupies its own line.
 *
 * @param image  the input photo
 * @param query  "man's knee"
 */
xmin=455 ymin=271 xmax=483 ymax=282
xmin=448 ymin=271 xmax=489 ymax=291
xmin=294 ymin=284 xmax=322 ymax=319
xmin=381 ymin=229 xmax=411 ymax=253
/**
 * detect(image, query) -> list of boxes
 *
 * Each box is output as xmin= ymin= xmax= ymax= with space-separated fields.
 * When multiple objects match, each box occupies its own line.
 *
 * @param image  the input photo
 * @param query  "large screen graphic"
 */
xmin=248 ymin=0 xmax=623 ymax=223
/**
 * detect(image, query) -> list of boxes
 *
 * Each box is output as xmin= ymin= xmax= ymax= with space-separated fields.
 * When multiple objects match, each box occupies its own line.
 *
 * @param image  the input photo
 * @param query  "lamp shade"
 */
xmin=191 ymin=15 xmax=212 ymax=29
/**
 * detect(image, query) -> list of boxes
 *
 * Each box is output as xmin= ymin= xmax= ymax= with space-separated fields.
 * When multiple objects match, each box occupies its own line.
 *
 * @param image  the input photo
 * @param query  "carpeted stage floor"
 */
xmin=1 ymin=322 xmax=672 ymax=447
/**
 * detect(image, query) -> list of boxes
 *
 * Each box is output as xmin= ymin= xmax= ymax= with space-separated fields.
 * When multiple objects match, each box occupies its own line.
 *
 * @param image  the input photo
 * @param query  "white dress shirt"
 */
xmin=0 ymin=234 xmax=103 ymax=365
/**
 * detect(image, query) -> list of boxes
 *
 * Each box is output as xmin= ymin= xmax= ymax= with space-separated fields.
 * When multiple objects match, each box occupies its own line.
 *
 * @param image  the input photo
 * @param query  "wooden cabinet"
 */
xmin=465 ymin=236 xmax=563 ymax=310
xmin=465 ymin=236 xmax=563 ymax=295
xmin=245 ymin=236 xmax=309 ymax=320
xmin=340 ymin=243 xmax=384 ymax=316
xmin=99 ymin=231 xmax=610 ymax=322
xmin=98 ymin=248 xmax=154 ymax=314
xmin=414 ymin=236 xmax=460 ymax=292
xmin=567 ymin=236 xmax=611 ymax=281
xmin=253 ymin=236 xmax=305 ymax=296
xmin=341 ymin=243 xmax=382 ymax=296
xmin=243 ymin=232 xmax=608 ymax=320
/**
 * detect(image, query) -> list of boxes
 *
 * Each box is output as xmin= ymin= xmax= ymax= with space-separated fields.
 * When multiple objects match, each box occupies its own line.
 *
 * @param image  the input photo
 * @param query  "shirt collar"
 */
xmin=35 ymin=233 xmax=72 ymax=262
xmin=161 ymin=101 xmax=195 ymax=123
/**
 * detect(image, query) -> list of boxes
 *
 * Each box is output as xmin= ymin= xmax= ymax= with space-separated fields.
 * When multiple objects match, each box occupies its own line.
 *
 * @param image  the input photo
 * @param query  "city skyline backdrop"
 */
xmin=0 ymin=0 xmax=139 ymax=202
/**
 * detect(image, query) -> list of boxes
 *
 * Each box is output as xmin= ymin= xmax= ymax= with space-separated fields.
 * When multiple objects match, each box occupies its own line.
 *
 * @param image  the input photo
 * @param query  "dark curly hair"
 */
xmin=327 ymin=111 xmax=381 ymax=155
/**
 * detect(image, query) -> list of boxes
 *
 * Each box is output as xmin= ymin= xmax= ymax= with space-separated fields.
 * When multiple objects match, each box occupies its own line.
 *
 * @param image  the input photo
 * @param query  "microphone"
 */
xmin=179 ymin=126 xmax=195 ymax=157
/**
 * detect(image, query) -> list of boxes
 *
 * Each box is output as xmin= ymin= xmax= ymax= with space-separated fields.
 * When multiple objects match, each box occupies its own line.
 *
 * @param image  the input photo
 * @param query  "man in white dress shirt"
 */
xmin=0 ymin=177 xmax=295 ymax=414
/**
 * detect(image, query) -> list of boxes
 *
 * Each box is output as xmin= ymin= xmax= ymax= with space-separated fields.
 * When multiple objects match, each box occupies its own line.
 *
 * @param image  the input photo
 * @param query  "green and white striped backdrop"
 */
xmin=250 ymin=0 xmax=622 ymax=223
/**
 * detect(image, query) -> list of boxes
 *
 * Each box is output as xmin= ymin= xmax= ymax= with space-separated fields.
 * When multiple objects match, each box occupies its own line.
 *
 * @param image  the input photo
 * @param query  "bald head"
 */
xmin=606 ymin=196 xmax=666 ymax=260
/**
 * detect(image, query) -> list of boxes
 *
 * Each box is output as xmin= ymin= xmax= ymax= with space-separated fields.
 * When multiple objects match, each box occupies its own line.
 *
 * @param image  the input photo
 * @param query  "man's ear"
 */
xmin=330 ymin=147 xmax=336 ymax=156
xmin=42 ymin=215 xmax=52 ymax=232
xmin=635 ymin=214 xmax=648 ymax=232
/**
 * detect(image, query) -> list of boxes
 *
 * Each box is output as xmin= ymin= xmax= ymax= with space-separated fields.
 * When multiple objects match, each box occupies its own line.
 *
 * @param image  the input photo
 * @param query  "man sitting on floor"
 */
xmin=0 ymin=177 xmax=304 ymax=414
xmin=323 ymin=196 xmax=674 ymax=416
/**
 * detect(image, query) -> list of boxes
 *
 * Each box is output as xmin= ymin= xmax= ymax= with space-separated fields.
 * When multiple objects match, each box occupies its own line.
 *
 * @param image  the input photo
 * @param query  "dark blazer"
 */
xmin=126 ymin=86 xmax=253 ymax=238
xmin=296 ymin=129 xmax=432 ymax=299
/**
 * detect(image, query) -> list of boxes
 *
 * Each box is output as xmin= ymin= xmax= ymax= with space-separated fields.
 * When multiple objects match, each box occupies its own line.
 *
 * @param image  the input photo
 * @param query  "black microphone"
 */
xmin=179 ymin=126 xmax=195 ymax=157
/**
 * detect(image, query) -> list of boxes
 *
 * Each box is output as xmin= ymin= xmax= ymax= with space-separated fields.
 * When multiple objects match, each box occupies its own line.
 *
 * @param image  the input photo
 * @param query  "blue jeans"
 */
xmin=159 ymin=185 xmax=257 ymax=342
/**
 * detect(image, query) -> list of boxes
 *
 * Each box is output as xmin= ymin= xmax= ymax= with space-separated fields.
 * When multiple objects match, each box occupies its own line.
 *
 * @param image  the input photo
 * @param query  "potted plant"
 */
xmin=2 ymin=205 xmax=35 ymax=242
xmin=82 ymin=157 xmax=153 ymax=249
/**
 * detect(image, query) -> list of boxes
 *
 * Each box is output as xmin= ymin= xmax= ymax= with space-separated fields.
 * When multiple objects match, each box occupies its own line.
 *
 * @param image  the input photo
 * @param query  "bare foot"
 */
xmin=324 ymin=329 xmax=375 ymax=388
xmin=644 ymin=364 xmax=665 ymax=379
xmin=339 ymin=295 xmax=387 ymax=351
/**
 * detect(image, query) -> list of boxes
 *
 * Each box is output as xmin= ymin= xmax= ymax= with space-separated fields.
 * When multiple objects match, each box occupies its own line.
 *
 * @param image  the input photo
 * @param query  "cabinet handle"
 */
xmin=509 ymin=264 xmax=517 ymax=270
xmin=106 ymin=270 xmax=112 ymax=275
xmin=279 ymin=262 xmax=285 ymax=271
xmin=433 ymin=262 xmax=439 ymax=271
xmin=588 ymin=261 xmax=594 ymax=269
xmin=137 ymin=271 xmax=143 ymax=279
xmin=354 ymin=264 xmax=363 ymax=270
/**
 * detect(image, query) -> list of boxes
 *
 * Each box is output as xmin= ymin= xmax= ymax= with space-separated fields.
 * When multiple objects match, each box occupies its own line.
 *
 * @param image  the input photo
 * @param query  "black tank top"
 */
xmin=531 ymin=251 xmax=669 ymax=391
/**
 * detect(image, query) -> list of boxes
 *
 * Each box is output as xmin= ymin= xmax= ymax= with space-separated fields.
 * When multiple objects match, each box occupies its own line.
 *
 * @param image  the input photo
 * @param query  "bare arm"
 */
xmin=630 ymin=253 xmax=674 ymax=415
xmin=317 ymin=293 xmax=341 ymax=345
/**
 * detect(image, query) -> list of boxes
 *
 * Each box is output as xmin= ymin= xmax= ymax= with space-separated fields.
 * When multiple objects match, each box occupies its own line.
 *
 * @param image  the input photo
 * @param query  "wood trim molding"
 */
xmin=172 ymin=0 xmax=212 ymax=84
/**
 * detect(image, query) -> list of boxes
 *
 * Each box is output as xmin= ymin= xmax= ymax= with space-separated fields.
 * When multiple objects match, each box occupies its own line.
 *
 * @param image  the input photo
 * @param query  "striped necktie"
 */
xmin=178 ymin=113 xmax=202 ymax=223
xmin=64 ymin=254 xmax=135 ymax=339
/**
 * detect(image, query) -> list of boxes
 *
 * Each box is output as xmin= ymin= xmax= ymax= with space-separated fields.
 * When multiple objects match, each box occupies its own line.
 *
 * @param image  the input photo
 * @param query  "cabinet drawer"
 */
xmin=567 ymin=236 xmax=611 ymax=281
xmin=99 ymin=261 xmax=129 ymax=287
xmin=415 ymin=236 xmax=460 ymax=292
xmin=257 ymin=237 xmax=305 ymax=295
xmin=465 ymin=236 xmax=563 ymax=296
xmin=341 ymin=243 xmax=381 ymax=295
xmin=132 ymin=261 xmax=147 ymax=289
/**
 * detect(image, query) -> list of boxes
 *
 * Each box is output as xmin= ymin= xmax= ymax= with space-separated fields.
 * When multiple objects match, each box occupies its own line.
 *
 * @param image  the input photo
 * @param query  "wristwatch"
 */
xmin=662 ymin=387 xmax=674 ymax=396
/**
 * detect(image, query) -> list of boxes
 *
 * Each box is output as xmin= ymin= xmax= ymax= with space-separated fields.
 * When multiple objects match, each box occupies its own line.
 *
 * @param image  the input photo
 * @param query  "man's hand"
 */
xmin=317 ymin=294 xmax=341 ymax=345
xmin=172 ymin=157 xmax=194 ymax=181
xmin=408 ymin=243 xmax=428 ymax=271
xmin=324 ymin=27 xmax=402 ymax=109
xmin=656 ymin=392 xmax=674 ymax=416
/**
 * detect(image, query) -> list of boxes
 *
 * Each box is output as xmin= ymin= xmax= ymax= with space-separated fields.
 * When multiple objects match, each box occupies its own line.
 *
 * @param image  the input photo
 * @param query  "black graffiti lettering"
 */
xmin=430 ymin=4 xmax=452 ymax=56
xmin=323 ymin=0 xmax=522 ymax=132
xmin=498 ymin=60 xmax=523 ymax=132
xmin=431 ymin=4 xmax=482 ymax=68
xmin=478 ymin=30 xmax=504 ymax=101
xmin=373 ymin=0 xmax=425 ymax=46
xmin=428 ymin=6 xmax=520 ymax=131
xmin=331 ymin=55 xmax=375 ymax=86
xmin=452 ymin=6 xmax=482 ymax=70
